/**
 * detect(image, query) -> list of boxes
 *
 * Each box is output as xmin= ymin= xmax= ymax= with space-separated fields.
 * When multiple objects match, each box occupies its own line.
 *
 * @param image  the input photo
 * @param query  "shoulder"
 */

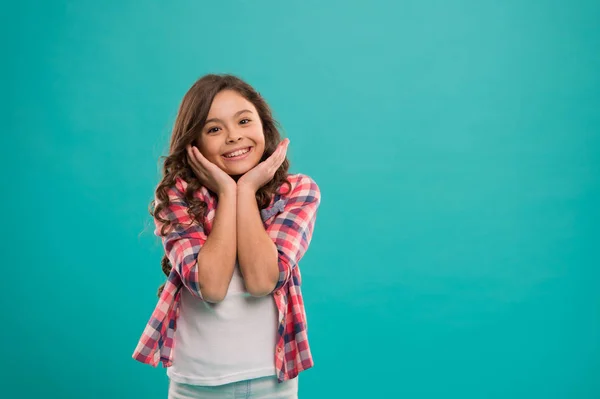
xmin=279 ymin=173 xmax=321 ymax=203
xmin=170 ymin=177 xmax=214 ymax=203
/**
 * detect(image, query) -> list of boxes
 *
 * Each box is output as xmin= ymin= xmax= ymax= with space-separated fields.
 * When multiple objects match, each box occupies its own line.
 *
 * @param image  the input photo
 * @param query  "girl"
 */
xmin=132 ymin=74 xmax=321 ymax=399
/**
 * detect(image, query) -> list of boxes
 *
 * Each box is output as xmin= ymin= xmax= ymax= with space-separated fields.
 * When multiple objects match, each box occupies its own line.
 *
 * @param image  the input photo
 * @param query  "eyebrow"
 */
xmin=204 ymin=109 xmax=254 ymax=125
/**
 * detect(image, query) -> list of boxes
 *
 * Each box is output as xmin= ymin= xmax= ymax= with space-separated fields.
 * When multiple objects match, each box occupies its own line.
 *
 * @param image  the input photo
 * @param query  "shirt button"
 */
xmin=277 ymin=347 xmax=282 ymax=353
xmin=275 ymin=291 xmax=281 ymax=295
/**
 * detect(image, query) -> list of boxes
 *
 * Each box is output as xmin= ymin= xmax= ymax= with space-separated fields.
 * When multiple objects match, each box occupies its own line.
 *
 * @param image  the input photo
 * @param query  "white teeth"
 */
xmin=224 ymin=148 xmax=250 ymax=158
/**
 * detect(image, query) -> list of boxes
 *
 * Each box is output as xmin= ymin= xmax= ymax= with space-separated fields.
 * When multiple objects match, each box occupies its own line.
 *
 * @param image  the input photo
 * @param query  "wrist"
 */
xmin=237 ymin=183 xmax=257 ymax=196
xmin=218 ymin=183 xmax=238 ymax=198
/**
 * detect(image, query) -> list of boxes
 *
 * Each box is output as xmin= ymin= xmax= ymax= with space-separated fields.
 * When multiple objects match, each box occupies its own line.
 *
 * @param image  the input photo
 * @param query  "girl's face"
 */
xmin=195 ymin=90 xmax=266 ymax=176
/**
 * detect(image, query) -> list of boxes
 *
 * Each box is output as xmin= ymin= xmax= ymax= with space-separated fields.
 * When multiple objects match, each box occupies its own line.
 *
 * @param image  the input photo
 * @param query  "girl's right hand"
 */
xmin=186 ymin=144 xmax=236 ymax=196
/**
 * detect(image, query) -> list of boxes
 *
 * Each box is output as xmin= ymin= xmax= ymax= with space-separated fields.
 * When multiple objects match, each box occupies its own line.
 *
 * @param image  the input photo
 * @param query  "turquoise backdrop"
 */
xmin=5 ymin=0 xmax=599 ymax=398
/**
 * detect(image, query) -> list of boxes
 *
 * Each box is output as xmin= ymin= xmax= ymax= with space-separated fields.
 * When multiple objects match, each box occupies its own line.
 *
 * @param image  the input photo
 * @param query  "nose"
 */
xmin=226 ymin=129 xmax=243 ymax=143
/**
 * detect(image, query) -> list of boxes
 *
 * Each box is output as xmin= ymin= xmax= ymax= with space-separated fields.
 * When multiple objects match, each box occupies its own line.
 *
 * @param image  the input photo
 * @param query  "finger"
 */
xmin=189 ymin=146 xmax=201 ymax=164
xmin=187 ymin=156 xmax=203 ymax=179
xmin=186 ymin=145 xmax=198 ymax=164
xmin=266 ymin=145 xmax=285 ymax=171
xmin=192 ymin=146 xmax=214 ymax=171
xmin=281 ymin=140 xmax=289 ymax=156
xmin=190 ymin=146 xmax=211 ymax=171
xmin=278 ymin=140 xmax=289 ymax=157
xmin=267 ymin=153 xmax=282 ymax=172
xmin=187 ymin=149 xmax=202 ymax=174
xmin=192 ymin=146 xmax=205 ymax=162
xmin=187 ymin=147 xmax=208 ymax=179
xmin=270 ymin=141 xmax=287 ymax=163
xmin=268 ymin=148 xmax=287 ymax=174
xmin=275 ymin=148 xmax=285 ymax=167
xmin=277 ymin=141 xmax=288 ymax=163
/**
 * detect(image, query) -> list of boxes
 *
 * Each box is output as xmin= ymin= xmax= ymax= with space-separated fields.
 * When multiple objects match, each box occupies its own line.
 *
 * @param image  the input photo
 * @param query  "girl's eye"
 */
xmin=207 ymin=127 xmax=220 ymax=134
xmin=239 ymin=118 xmax=250 ymax=125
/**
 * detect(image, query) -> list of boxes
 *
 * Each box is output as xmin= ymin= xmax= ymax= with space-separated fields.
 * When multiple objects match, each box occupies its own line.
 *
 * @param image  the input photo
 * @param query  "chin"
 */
xmin=224 ymin=164 xmax=250 ymax=176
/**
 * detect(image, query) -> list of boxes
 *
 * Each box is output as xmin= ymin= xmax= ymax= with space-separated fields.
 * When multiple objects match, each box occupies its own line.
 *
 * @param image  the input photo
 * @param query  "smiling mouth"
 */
xmin=222 ymin=147 xmax=252 ymax=160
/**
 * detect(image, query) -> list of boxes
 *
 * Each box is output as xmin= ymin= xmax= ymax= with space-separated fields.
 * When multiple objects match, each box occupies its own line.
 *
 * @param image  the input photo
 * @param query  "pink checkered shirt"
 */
xmin=132 ymin=173 xmax=321 ymax=383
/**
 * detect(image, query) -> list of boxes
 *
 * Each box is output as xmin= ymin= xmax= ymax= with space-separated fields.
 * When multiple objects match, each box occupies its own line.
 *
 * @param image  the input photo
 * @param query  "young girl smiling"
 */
xmin=132 ymin=74 xmax=321 ymax=399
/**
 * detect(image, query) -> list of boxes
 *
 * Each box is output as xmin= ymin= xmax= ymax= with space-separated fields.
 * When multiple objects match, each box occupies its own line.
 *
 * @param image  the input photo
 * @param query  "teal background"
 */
xmin=4 ymin=0 xmax=599 ymax=398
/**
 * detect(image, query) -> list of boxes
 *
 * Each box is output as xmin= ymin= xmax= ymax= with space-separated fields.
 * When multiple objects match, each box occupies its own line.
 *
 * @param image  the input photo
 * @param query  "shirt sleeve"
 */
xmin=154 ymin=180 xmax=207 ymax=299
xmin=266 ymin=175 xmax=321 ymax=292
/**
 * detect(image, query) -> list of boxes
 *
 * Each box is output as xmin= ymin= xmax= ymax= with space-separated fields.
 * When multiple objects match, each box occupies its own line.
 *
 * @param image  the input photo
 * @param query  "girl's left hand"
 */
xmin=237 ymin=139 xmax=289 ymax=193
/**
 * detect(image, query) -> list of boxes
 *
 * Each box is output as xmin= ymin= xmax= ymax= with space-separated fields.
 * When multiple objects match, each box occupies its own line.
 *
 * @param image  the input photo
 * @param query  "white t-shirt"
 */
xmin=166 ymin=263 xmax=279 ymax=386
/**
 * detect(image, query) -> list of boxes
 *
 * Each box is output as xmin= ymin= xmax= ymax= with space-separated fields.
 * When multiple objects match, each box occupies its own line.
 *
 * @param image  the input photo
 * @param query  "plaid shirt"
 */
xmin=132 ymin=173 xmax=321 ymax=383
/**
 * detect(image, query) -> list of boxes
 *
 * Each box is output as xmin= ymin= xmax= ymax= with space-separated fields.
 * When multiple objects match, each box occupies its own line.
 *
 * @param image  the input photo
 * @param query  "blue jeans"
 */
xmin=168 ymin=375 xmax=299 ymax=399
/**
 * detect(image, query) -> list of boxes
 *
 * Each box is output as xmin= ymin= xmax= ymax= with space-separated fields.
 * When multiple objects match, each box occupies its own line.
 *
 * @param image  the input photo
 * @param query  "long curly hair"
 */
xmin=153 ymin=74 xmax=291 ymax=296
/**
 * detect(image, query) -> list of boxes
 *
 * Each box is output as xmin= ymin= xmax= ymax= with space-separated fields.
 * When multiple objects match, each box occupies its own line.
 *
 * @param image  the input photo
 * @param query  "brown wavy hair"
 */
xmin=153 ymin=74 xmax=291 ymax=296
